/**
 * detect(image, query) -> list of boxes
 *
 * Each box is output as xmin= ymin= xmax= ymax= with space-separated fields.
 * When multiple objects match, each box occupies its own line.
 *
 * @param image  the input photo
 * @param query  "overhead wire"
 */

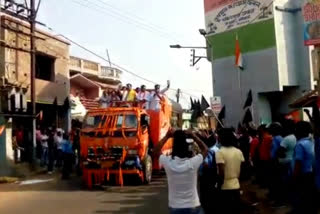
xmin=54 ymin=32 xmax=201 ymax=99
xmin=71 ymin=0 xmax=181 ymax=43
xmin=92 ymin=0 xmax=185 ymax=41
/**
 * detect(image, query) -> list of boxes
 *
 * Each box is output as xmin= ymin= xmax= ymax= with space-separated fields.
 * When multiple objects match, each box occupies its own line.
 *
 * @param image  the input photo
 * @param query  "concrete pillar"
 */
xmin=0 ymin=116 xmax=10 ymax=176
xmin=6 ymin=118 xmax=13 ymax=161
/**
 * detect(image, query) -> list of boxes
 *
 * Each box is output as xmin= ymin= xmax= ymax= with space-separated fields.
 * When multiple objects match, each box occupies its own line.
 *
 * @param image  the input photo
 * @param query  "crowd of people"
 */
xmin=13 ymin=125 xmax=80 ymax=179
xmin=35 ymin=125 xmax=80 ymax=179
xmin=99 ymin=81 xmax=170 ymax=110
xmin=156 ymin=118 xmax=320 ymax=214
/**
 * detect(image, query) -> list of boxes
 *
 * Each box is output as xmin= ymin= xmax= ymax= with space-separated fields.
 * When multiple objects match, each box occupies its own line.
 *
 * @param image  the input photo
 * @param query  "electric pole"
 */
xmin=30 ymin=0 xmax=36 ymax=166
xmin=176 ymin=88 xmax=181 ymax=103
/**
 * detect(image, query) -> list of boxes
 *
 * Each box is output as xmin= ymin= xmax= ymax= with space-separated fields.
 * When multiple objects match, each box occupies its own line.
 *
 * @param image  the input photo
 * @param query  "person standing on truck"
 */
xmin=155 ymin=129 xmax=208 ymax=214
xmin=150 ymin=80 xmax=170 ymax=111
xmin=99 ymin=90 xmax=110 ymax=108
xmin=137 ymin=85 xmax=150 ymax=109
xmin=123 ymin=83 xmax=137 ymax=102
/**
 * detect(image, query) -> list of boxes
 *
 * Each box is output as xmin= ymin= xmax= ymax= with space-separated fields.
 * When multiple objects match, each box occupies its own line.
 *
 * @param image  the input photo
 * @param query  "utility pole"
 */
xmin=176 ymin=88 xmax=181 ymax=103
xmin=29 ymin=0 xmax=36 ymax=166
xmin=106 ymin=49 xmax=112 ymax=67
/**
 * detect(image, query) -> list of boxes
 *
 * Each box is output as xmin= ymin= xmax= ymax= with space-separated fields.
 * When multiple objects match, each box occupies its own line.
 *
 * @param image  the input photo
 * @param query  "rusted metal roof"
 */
xmin=289 ymin=90 xmax=318 ymax=108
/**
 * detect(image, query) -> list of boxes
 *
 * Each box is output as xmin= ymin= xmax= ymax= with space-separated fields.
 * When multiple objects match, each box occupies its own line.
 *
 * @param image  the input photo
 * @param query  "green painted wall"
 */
xmin=208 ymin=19 xmax=276 ymax=59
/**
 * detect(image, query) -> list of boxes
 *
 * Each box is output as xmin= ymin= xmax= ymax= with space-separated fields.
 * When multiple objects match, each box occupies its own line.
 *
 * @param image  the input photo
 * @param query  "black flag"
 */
xmin=242 ymin=108 xmax=253 ymax=125
xmin=201 ymin=95 xmax=210 ymax=111
xmin=191 ymin=99 xmax=202 ymax=121
xmin=190 ymin=97 xmax=195 ymax=110
xmin=53 ymin=97 xmax=58 ymax=110
xmin=63 ymin=97 xmax=70 ymax=111
xmin=243 ymin=90 xmax=252 ymax=109
xmin=218 ymin=105 xmax=226 ymax=121
xmin=312 ymin=101 xmax=320 ymax=126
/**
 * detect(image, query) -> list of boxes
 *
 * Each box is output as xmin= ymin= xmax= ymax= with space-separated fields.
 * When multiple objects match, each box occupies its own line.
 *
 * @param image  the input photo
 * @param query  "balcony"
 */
xmin=69 ymin=56 xmax=122 ymax=85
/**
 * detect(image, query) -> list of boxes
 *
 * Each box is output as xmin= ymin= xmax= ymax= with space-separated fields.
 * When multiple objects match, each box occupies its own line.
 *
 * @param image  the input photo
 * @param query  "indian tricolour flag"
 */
xmin=235 ymin=35 xmax=244 ymax=70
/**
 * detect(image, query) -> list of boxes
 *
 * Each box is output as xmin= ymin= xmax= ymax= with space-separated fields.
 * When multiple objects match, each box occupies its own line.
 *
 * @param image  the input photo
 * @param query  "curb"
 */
xmin=0 ymin=176 xmax=19 ymax=184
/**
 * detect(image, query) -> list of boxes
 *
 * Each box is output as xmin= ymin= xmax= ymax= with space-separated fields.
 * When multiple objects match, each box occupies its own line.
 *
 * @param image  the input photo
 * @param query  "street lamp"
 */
xmin=169 ymin=44 xmax=182 ymax=49
xmin=169 ymin=44 xmax=207 ymax=49
xmin=199 ymin=29 xmax=207 ymax=36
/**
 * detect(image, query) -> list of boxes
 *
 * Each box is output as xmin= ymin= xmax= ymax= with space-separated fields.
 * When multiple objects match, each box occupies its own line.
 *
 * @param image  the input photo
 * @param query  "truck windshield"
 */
xmin=83 ymin=114 xmax=103 ymax=129
xmin=124 ymin=114 xmax=138 ymax=128
xmin=83 ymin=113 xmax=138 ymax=130
xmin=113 ymin=114 xmax=138 ymax=129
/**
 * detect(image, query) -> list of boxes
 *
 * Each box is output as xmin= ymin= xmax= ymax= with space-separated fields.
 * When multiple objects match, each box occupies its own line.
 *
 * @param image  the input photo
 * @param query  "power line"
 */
xmin=55 ymin=33 xmax=201 ymax=99
xmin=92 ymin=0 xmax=185 ymax=40
xmin=71 ymin=0 xmax=181 ymax=43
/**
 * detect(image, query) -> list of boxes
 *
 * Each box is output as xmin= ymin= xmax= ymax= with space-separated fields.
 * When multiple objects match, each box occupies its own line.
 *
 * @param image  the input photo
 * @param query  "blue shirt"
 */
xmin=62 ymin=140 xmax=73 ymax=154
xmin=271 ymin=135 xmax=283 ymax=160
xmin=199 ymin=146 xmax=216 ymax=176
xmin=294 ymin=137 xmax=315 ymax=174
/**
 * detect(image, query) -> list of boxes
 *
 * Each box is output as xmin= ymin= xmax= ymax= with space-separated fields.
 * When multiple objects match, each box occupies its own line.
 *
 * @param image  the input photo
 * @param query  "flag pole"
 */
xmin=236 ymin=33 xmax=242 ymax=114
xmin=211 ymin=110 xmax=224 ymax=128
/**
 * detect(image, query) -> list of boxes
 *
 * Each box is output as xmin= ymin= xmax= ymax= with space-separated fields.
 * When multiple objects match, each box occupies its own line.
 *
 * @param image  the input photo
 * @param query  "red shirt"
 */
xmin=250 ymin=137 xmax=259 ymax=159
xmin=259 ymin=134 xmax=273 ymax=161
xmin=16 ymin=130 xmax=24 ymax=145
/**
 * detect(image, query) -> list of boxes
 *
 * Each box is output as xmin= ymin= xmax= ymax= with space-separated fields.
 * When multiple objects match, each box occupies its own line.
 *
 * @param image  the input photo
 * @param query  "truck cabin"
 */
xmin=80 ymin=107 xmax=150 ymax=162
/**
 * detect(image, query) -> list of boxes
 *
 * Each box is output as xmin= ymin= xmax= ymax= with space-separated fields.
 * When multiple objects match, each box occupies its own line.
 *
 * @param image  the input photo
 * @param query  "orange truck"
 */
xmin=80 ymin=98 xmax=173 ymax=188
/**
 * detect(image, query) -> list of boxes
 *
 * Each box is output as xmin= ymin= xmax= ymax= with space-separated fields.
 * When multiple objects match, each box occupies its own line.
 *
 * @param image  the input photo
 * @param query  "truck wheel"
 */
xmin=143 ymin=155 xmax=152 ymax=184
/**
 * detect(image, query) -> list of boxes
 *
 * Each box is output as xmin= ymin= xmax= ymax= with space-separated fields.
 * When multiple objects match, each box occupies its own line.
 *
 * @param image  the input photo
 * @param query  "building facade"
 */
xmin=69 ymin=56 xmax=122 ymax=121
xmin=204 ymin=0 xmax=314 ymax=126
xmin=0 ymin=14 xmax=70 ymax=173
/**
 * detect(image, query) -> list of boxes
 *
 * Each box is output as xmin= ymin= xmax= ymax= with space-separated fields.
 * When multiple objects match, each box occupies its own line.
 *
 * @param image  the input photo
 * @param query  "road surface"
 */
xmin=0 ymin=173 xmax=169 ymax=214
xmin=0 ymin=171 xmax=293 ymax=214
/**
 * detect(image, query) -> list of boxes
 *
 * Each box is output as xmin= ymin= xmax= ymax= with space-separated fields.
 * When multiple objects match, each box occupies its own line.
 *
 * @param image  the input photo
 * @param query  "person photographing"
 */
xmin=154 ymin=129 xmax=208 ymax=214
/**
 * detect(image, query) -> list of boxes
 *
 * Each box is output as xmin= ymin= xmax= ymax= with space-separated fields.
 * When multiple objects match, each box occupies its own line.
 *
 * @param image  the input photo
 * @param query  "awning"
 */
xmin=70 ymin=74 xmax=100 ymax=89
xmin=169 ymin=99 xmax=183 ymax=114
xmin=289 ymin=90 xmax=318 ymax=108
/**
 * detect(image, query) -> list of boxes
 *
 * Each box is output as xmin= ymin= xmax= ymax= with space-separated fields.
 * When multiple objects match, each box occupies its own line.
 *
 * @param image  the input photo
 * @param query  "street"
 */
xmin=0 ymin=170 xmax=293 ymax=214
xmin=0 ymin=173 xmax=168 ymax=214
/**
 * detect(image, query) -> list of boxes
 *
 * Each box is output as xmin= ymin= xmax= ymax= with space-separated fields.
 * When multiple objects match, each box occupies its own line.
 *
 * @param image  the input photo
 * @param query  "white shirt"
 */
xmin=41 ymin=135 xmax=49 ymax=148
xmin=159 ymin=154 xmax=203 ymax=209
xmin=137 ymin=91 xmax=150 ymax=108
xmin=99 ymin=95 xmax=110 ymax=108
xmin=137 ymin=91 xmax=150 ymax=101
xmin=54 ymin=135 xmax=63 ymax=150
xmin=149 ymin=88 xmax=168 ymax=110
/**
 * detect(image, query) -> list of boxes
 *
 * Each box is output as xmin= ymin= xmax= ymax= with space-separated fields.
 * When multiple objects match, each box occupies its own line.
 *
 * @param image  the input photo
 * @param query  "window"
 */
xmin=36 ymin=53 xmax=55 ymax=81
xmin=124 ymin=115 xmax=137 ymax=129
xmin=83 ymin=115 xmax=102 ymax=129
xmin=116 ymin=115 xmax=123 ymax=128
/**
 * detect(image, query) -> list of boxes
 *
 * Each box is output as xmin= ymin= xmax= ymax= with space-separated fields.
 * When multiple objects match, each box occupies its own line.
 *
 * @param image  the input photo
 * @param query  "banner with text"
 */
xmin=303 ymin=0 xmax=320 ymax=46
xmin=204 ymin=0 xmax=273 ymax=35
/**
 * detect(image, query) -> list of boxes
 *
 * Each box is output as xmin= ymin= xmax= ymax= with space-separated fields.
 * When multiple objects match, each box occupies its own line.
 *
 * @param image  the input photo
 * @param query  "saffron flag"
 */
xmin=39 ymin=110 xmax=43 ymax=121
xmin=0 ymin=125 xmax=5 ymax=135
xmin=235 ymin=35 xmax=243 ymax=70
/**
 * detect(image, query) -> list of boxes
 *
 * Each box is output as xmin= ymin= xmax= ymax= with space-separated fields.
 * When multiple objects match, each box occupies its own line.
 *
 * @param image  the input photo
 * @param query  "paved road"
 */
xmin=0 ymin=173 xmax=169 ymax=214
xmin=0 ymin=171 xmax=295 ymax=214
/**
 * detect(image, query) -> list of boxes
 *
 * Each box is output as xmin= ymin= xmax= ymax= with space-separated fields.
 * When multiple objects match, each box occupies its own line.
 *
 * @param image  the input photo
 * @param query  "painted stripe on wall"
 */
xmin=208 ymin=19 xmax=276 ymax=59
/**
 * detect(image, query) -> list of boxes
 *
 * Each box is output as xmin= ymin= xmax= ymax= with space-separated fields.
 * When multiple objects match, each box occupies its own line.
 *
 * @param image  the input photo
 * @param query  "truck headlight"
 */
xmin=127 ymin=150 xmax=138 ymax=155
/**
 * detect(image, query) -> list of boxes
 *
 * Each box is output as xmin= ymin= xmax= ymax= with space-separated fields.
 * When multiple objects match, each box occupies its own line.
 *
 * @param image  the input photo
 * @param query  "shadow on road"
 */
xmin=94 ymin=174 xmax=168 ymax=214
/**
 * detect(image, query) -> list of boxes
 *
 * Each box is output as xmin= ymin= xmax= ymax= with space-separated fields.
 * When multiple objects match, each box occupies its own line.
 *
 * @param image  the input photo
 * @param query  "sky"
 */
xmin=36 ymin=0 xmax=213 ymax=108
